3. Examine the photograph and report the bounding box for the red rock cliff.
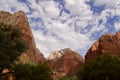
[85,32,120,61]
[47,48,84,79]
[0,11,45,63]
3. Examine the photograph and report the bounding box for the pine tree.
[0,23,28,79]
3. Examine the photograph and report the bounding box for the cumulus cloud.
[0,0,29,13]
[0,0,120,58]
[93,0,120,8]
[115,22,120,31]
[26,0,94,57]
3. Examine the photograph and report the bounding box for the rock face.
[48,48,72,60]
[47,48,84,79]
[0,11,45,63]
[85,32,120,61]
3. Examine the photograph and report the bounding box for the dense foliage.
[77,54,120,80]
[58,75,78,80]
[0,23,28,79]
[14,63,53,80]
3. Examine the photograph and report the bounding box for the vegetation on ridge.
[14,62,53,80]
[77,54,120,80]
[0,23,28,79]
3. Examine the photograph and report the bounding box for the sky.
[0,0,120,58]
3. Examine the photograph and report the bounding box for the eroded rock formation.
[85,32,120,61]
[0,11,45,63]
[47,48,84,79]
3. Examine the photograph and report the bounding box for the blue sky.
[0,0,120,58]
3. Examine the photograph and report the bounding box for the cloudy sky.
[0,0,120,58]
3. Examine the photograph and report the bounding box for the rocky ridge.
[47,48,72,60]
[47,48,84,79]
[0,11,45,63]
[85,32,120,61]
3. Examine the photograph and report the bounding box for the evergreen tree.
[14,63,53,80]
[0,23,28,79]
[77,54,120,80]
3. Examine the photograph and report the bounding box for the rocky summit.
[0,11,45,63]
[47,48,84,79]
[47,48,72,60]
[85,32,120,61]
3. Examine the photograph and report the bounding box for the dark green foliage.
[0,23,28,79]
[77,54,120,80]
[14,63,53,80]
[58,75,78,80]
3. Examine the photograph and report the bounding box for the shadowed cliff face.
[85,32,120,61]
[47,48,84,79]
[0,11,45,63]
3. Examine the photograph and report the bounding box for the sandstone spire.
[0,11,45,63]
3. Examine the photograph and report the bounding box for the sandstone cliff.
[85,32,120,61]
[0,11,45,63]
[47,48,84,79]
[48,48,72,60]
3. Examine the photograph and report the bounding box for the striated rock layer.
[47,48,84,79]
[0,11,45,63]
[85,32,120,61]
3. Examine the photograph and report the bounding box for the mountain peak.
[47,48,72,60]
[59,48,72,53]
[85,31,120,61]
[47,48,84,78]
[0,11,45,63]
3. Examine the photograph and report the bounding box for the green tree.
[14,62,53,80]
[0,23,28,79]
[58,75,78,80]
[77,54,120,80]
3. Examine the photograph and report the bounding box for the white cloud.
[65,0,92,16]
[0,0,29,13]
[0,0,120,58]
[43,1,60,18]
[115,22,120,31]
[93,0,120,8]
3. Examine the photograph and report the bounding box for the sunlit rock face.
[47,48,84,79]
[85,32,120,61]
[0,11,45,63]
[47,48,72,60]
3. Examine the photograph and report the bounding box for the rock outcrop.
[48,48,72,60]
[85,32,120,61]
[47,48,84,79]
[0,11,45,63]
